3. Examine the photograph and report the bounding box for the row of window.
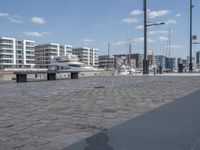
[0,60,14,63]
[26,56,35,59]
[0,45,13,48]
[0,40,14,44]
[0,45,34,49]
[35,45,59,49]
[0,50,13,53]
[26,60,35,64]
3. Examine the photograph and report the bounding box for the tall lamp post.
[143,0,148,75]
[143,0,165,75]
[189,0,194,72]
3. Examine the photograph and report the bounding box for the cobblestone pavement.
[1,76,200,150]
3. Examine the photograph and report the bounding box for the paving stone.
[1,76,200,149]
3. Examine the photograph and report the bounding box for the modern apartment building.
[98,55,115,69]
[90,48,99,67]
[72,47,99,67]
[35,43,72,68]
[0,37,35,69]
[59,45,73,56]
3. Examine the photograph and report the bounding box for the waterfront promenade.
[1,75,200,149]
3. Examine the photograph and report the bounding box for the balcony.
[0,41,14,44]
[0,57,14,60]
[0,47,14,50]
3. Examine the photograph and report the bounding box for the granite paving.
[1,76,200,149]
[66,89,200,150]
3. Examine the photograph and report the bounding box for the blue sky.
[0,0,199,58]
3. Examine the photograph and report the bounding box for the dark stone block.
[47,73,56,80]
[16,74,27,82]
[71,72,79,79]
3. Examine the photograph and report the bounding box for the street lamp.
[147,22,165,27]
[189,0,194,72]
[143,0,166,75]
[143,0,148,75]
[193,42,200,45]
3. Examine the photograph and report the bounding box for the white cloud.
[131,9,143,16]
[31,16,46,24]
[122,18,138,24]
[133,37,144,43]
[175,13,182,17]
[135,25,143,30]
[0,12,9,17]
[158,30,169,34]
[114,41,127,46]
[83,39,95,43]
[102,41,128,47]
[166,19,177,25]
[132,37,155,43]
[0,12,23,23]
[7,15,23,24]
[148,10,171,18]
[149,31,157,35]
[148,38,156,43]
[23,32,50,37]
[127,9,171,24]
[149,30,168,35]
[159,36,168,41]
[83,38,95,45]
[164,44,184,49]
[170,45,184,49]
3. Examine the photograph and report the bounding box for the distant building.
[114,54,144,68]
[177,58,182,65]
[99,53,178,71]
[0,37,35,69]
[98,55,115,69]
[178,58,189,70]
[72,47,99,67]
[165,57,176,71]
[196,51,200,67]
[35,43,72,68]
[59,45,73,56]
[114,54,127,67]
[131,54,144,68]
[148,55,153,66]
[153,55,166,69]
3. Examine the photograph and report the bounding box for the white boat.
[115,65,131,75]
[128,67,136,74]
[48,54,98,72]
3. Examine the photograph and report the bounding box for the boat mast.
[168,28,171,57]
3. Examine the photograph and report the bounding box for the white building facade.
[72,47,99,67]
[35,43,72,68]
[0,37,35,69]
[153,55,166,69]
